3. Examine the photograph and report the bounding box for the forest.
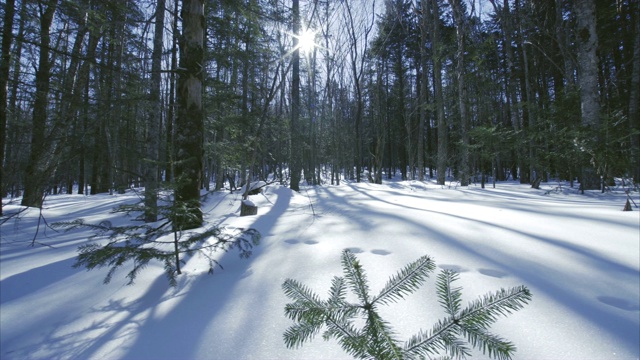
[1,0,639,220]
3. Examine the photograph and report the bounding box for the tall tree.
[21,0,59,208]
[0,0,16,215]
[430,0,447,185]
[574,0,600,190]
[448,0,470,186]
[145,0,166,222]
[343,0,376,183]
[418,0,428,181]
[290,0,302,191]
[630,3,640,184]
[174,0,205,229]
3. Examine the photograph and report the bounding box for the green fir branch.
[283,249,532,360]
[283,321,323,349]
[282,278,327,323]
[59,212,259,286]
[363,310,403,359]
[436,270,463,317]
[404,317,469,359]
[458,324,516,360]
[458,286,532,330]
[372,254,435,306]
[341,249,372,306]
[322,317,368,359]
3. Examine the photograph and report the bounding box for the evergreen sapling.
[54,190,260,286]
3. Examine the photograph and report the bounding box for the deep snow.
[1,179,639,359]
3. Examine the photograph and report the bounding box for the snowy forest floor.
[1,178,639,360]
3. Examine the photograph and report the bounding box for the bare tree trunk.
[290,0,302,191]
[5,0,27,197]
[174,0,205,230]
[418,0,428,182]
[0,0,16,215]
[166,0,179,185]
[630,4,640,184]
[574,0,600,191]
[343,0,376,183]
[22,0,59,208]
[518,9,536,183]
[489,0,522,182]
[448,0,469,186]
[145,0,166,222]
[431,0,447,185]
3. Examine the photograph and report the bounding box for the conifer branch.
[58,192,260,287]
[436,269,463,317]
[458,324,515,360]
[372,254,435,306]
[283,249,532,360]
[341,249,371,305]
[458,286,532,329]
[283,321,322,349]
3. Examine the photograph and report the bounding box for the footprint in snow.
[371,249,391,256]
[284,239,319,245]
[438,264,469,273]
[478,268,509,278]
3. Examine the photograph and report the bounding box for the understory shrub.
[54,193,260,286]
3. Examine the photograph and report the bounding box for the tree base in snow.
[623,199,632,211]
[531,177,543,189]
[240,201,258,216]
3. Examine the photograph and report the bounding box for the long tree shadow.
[112,185,293,359]
[341,184,639,356]
[0,257,77,303]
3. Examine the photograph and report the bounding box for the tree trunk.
[0,0,16,215]
[290,0,302,191]
[145,0,166,222]
[418,0,428,182]
[448,0,469,186]
[519,13,536,183]
[22,0,59,208]
[166,0,179,185]
[628,4,639,184]
[574,0,600,190]
[431,0,447,185]
[174,0,205,230]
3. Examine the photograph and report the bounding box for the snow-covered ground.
[1,179,639,359]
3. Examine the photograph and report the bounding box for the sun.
[297,28,317,54]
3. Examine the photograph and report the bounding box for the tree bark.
[628,3,639,184]
[166,0,179,185]
[418,0,428,182]
[21,0,59,208]
[145,0,166,222]
[574,0,600,129]
[0,0,16,215]
[448,0,469,186]
[290,0,302,191]
[574,0,600,190]
[174,0,205,230]
[431,0,447,185]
